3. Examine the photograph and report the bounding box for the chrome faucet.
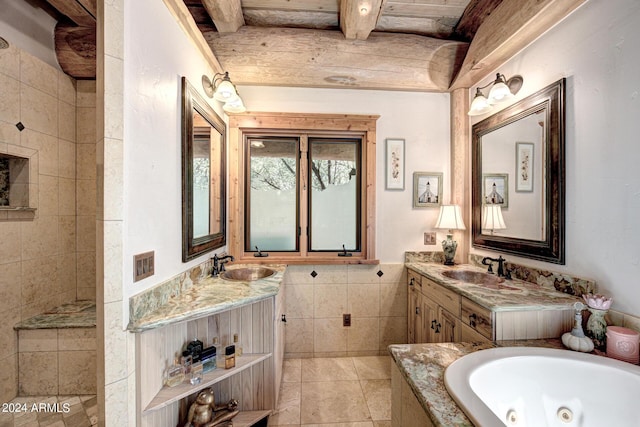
[482,255,510,279]
[212,253,234,277]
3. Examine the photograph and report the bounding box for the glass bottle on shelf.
[233,333,243,357]
[164,357,185,388]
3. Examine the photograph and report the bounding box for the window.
[229,113,378,263]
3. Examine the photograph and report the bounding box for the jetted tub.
[444,347,640,427]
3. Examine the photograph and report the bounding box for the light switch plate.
[424,232,437,245]
[134,251,155,282]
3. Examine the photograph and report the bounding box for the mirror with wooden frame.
[182,77,226,261]
[472,78,565,264]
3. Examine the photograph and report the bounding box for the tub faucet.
[212,254,234,277]
[482,255,508,278]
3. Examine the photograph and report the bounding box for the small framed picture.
[483,173,508,208]
[385,138,405,190]
[413,172,442,208]
[516,142,534,192]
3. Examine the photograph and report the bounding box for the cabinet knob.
[415,307,421,315]
[281,314,287,323]
[409,278,415,286]
[468,313,477,327]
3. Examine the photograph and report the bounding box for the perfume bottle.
[181,350,193,375]
[164,358,185,387]
[233,333,243,357]
[186,338,204,362]
[190,361,203,385]
[212,337,225,367]
[200,346,217,373]
[225,345,236,369]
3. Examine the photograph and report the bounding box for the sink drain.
[505,409,518,425]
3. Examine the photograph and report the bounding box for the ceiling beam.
[201,0,245,33]
[340,0,386,40]
[452,0,503,42]
[162,0,224,74]
[45,0,96,26]
[203,26,468,91]
[54,23,96,79]
[450,0,586,89]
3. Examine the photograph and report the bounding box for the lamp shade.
[487,74,512,104]
[223,97,246,113]
[435,205,466,231]
[483,205,506,231]
[468,88,492,116]
[213,73,239,102]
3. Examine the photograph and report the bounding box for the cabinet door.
[438,307,461,343]
[421,295,439,343]
[407,272,421,344]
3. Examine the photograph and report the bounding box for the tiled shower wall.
[0,43,96,402]
[283,264,407,358]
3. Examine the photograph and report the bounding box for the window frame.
[229,112,378,264]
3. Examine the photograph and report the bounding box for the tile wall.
[0,42,96,402]
[283,264,407,358]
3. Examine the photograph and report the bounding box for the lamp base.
[441,234,458,266]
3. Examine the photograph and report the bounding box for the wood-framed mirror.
[181,77,226,262]
[472,78,566,264]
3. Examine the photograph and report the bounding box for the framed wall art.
[385,138,405,190]
[516,142,534,192]
[413,172,442,208]
[483,173,508,208]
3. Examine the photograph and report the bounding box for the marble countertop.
[127,264,285,332]
[405,263,580,312]
[389,339,566,427]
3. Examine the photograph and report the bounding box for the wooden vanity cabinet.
[407,268,574,343]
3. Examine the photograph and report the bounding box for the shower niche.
[0,144,38,213]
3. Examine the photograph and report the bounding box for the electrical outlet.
[134,251,155,282]
[343,313,351,327]
[424,232,437,245]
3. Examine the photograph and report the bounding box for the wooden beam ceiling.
[201,0,244,33]
[340,0,385,40]
[203,26,468,91]
[450,0,586,89]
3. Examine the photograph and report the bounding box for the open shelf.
[233,410,271,427]
[144,353,271,413]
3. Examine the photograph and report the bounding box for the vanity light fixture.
[435,205,466,266]
[202,72,247,113]
[468,73,524,116]
[482,205,506,235]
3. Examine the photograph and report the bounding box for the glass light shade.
[468,89,492,116]
[488,74,513,104]
[435,205,466,231]
[223,97,246,113]
[483,205,506,231]
[213,76,238,102]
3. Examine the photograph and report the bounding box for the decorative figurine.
[561,302,594,353]
[183,388,239,427]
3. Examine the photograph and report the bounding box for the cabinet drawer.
[461,298,493,339]
[407,270,422,288]
[460,323,491,343]
[421,277,460,317]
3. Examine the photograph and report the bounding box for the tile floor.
[0,395,97,427]
[269,356,392,427]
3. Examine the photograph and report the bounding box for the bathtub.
[444,347,640,427]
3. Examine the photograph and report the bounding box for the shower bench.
[13,300,96,396]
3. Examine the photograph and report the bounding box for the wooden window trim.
[229,112,379,265]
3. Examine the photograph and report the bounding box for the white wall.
[123,0,228,307]
[238,86,451,263]
[470,0,640,315]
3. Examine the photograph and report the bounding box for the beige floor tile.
[300,381,371,424]
[353,356,391,380]
[373,421,391,427]
[361,380,391,421]
[301,358,358,382]
[270,382,301,426]
[282,359,302,383]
